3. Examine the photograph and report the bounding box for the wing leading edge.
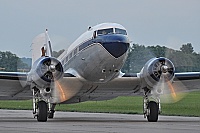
[0,71,200,101]
[174,72,200,91]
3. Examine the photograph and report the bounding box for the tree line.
[1,43,200,73]
[0,51,30,72]
[122,43,200,73]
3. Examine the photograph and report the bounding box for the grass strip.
[0,91,199,117]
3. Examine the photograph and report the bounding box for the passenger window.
[69,52,72,59]
[65,56,68,62]
[74,48,78,55]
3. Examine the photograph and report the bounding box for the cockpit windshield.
[95,28,127,38]
[115,28,127,35]
[97,28,113,35]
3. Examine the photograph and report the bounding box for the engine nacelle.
[28,57,64,88]
[140,57,175,89]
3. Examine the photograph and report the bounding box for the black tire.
[147,101,158,122]
[37,101,48,122]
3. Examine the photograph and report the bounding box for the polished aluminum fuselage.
[59,23,130,83]
[64,43,128,83]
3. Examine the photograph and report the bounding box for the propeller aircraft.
[0,23,200,122]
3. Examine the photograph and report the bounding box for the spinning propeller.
[150,57,187,103]
[38,57,63,82]
[34,56,82,103]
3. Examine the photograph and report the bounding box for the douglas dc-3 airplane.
[0,23,200,122]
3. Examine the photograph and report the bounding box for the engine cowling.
[28,57,64,88]
[140,57,175,89]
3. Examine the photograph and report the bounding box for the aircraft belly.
[63,77,141,104]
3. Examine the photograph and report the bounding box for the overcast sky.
[0,0,199,57]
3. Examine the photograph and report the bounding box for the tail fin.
[31,29,53,64]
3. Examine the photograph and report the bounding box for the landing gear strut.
[143,88,160,122]
[48,104,56,119]
[32,87,56,122]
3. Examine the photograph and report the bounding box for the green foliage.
[122,43,200,73]
[0,51,19,71]
[20,57,32,68]
[122,44,154,73]
[0,51,30,72]
[180,43,194,54]
[0,51,16,71]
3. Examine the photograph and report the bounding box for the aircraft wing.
[0,72,31,100]
[0,72,83,101]
[63,72,200,104]
[174,72,200,91]
[0,71,137,102]
[0,71,200,102]
[0,71,84,102]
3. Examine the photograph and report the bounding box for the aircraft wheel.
[37,101,48,122]
[147,101,158,122]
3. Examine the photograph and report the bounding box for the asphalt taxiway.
[0,109,199,133]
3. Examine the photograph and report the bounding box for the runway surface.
[0,109,199,133]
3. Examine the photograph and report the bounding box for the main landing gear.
[37,101,48,122]
[32,88,56,122]
[143,88,161,122]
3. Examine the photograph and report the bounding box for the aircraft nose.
[101,35,130,58]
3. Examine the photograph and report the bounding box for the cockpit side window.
[93,31,97,38]
[97,28,113,35]
[115,28,127,35]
